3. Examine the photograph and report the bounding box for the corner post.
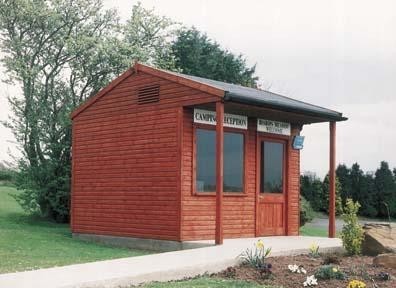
[329,121,336,238]
[215,101,224,245]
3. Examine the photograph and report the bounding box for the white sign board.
[193,109,248,130]
[257,118,291,136]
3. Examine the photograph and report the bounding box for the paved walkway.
[305,216,394,232]
[0,236,342,288]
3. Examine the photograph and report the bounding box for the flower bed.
[215,254,395,288]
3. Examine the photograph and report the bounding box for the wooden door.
[257,138,287,236]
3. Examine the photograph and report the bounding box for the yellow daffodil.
[332,267,338,273]
[256,239,264,249]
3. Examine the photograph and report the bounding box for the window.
[260,141,284,193]
[196,129,216,192]
[195,128,244,193]
[223,133,244,192]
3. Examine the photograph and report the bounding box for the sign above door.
[257,119,291,136]
[193,108,248,130]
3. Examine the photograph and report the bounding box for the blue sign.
[293,136,305,150]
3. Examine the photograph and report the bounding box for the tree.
[336,164,352,203]
[300,173,325,212]
[0,0,176,221]
[123,2,178,70]
[357,173,377,217]
[322,175,343,216]
[393,168,396,182]
[350,163,363,200]
[171,27,258,87]
[374,161,396,217]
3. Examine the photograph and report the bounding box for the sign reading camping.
[257,118,291,136]
[193,109,248,130]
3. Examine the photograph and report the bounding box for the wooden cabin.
[70,63,347,250]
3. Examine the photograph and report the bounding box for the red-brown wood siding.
[287,126,301,236]
[72,69,301,242]
[71,71,219,241]
[181,109,257,240]
[181,108,301,241]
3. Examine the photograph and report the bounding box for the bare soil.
[215,254,395,288]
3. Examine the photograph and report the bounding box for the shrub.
[314,265,346,280]
[0,168,17,185]
[341,199,364,255]
[300,196,315,227]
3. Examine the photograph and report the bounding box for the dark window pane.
[224,133,244,192]
[196,129,245,193]
[196,129,216,192]
[261,141,283,193]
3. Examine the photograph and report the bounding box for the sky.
[0,0,395,177]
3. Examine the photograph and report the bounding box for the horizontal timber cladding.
[287,126,301,236]
[71,71,219,241]
[180,108,257,241]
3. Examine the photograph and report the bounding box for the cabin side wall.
[71,71,218,241]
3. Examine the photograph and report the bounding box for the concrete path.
[0,236,342,288]
[305,216,393,232]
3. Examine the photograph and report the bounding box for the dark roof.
[163,69,347,122]
[72,63,347,122]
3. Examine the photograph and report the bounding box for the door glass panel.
[261,141,284,193]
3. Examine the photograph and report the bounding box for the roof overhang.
[224,91,348,123]
[71,62,347,124]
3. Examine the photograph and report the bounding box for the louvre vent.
[137,84,160,104]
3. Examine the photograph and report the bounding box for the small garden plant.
[239,239,272,278]
[308,243,320,258]
[303,275,318,287]
[315,264,346,280]
[288,264,307,274]
[347,279,367,288]
[341,199,364,255]
[377,271,391,281]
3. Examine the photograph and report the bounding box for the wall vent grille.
[137,84,160,104]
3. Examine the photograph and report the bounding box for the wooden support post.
[215,101,224,245]
[329,121,336,238]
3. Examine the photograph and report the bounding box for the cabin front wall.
[181,107,301,241]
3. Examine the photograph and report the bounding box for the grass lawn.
[299,225,328,237]
[141,277,277,287]
[0,186,150,274]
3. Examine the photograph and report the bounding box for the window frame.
[192,123,248,197]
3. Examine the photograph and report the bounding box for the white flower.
[303,275,318,287]
[288,264,306,274]
[288,264,299,272]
